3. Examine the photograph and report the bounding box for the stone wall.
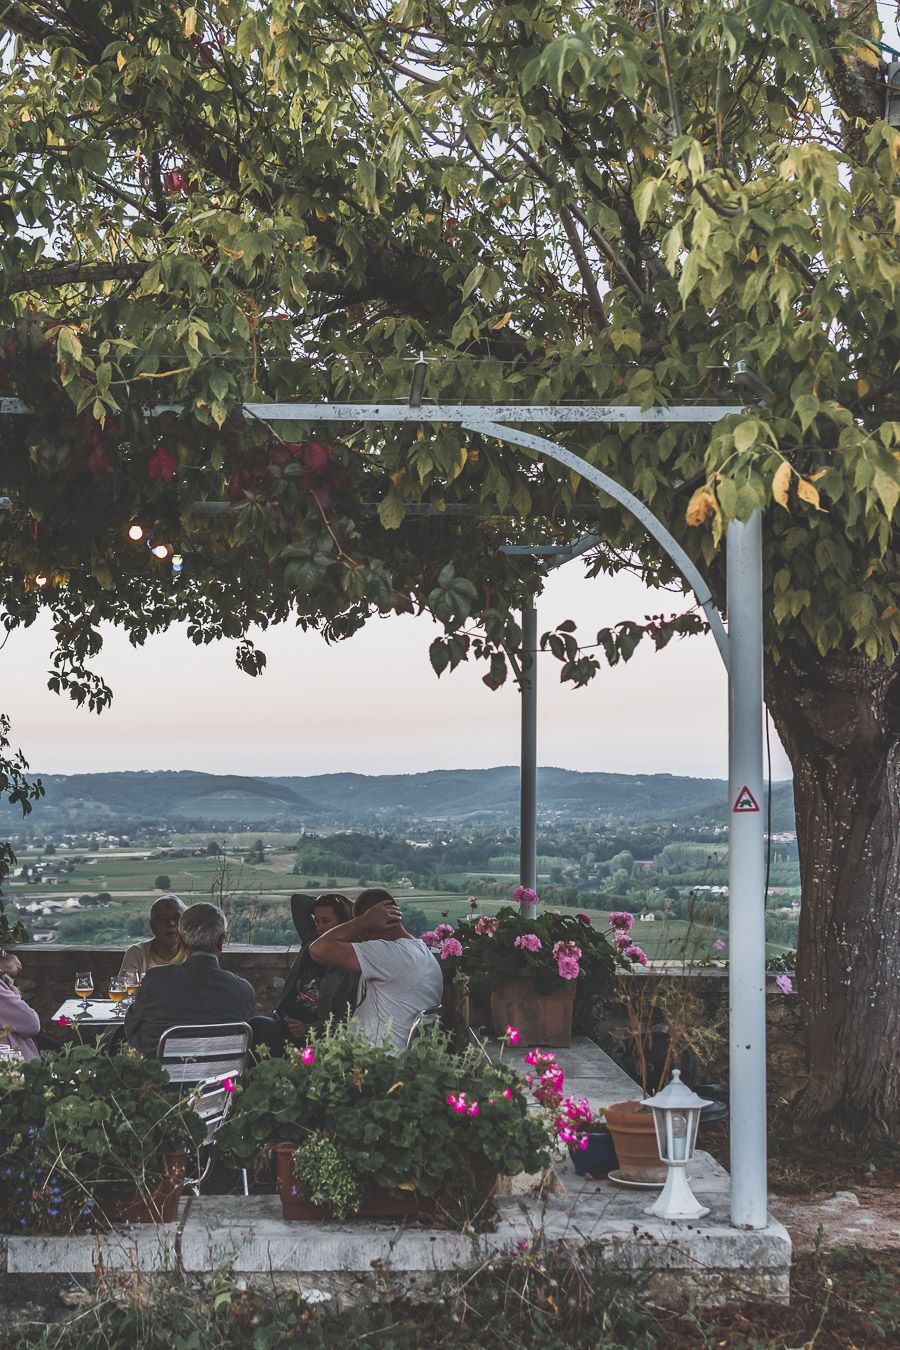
[13,945,807,1097]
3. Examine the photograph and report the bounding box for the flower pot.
[273,1145,436,1221]
[568,1131,618,1180]
[489,977,575,1047]
[603,1101,666,1183]
[97,1151,187,1225]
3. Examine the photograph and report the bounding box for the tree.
[0,3,897,1133]
[154,874,172,891]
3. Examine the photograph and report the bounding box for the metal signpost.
[1,395,769,1230]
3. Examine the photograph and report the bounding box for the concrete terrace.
[0,1040,791,1309]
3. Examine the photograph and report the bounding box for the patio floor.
[0,1039,791,1308]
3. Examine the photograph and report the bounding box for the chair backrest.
[404,1005,443,1050]
[156,1022,252,1140]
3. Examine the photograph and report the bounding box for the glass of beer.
[124,972,141,1001]
[108,978,127,1016]
[74,971,93,1014]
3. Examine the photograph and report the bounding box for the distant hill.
[3,766,794,832]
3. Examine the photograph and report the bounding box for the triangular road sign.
[732,785,760,813]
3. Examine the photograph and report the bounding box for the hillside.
[5,766,796,833]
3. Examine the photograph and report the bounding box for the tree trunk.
[766,650,900,1135]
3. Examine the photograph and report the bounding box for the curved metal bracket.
[464,420,730,673]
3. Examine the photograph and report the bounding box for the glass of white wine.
[74,970,93,1016]
[108,977,127,1017]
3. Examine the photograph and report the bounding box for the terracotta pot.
[603,1100,666,1183]
[489,977,575,1047]
[273,1145,436,1221]
[97,1151,187,1225]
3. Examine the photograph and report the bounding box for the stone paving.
[0,1039,792,1307]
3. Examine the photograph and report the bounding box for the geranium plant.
[425,892,642,1036]
[0,1044,204,1233]
[218,1024,551,1220]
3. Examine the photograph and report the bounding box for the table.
[52,998,128,1027]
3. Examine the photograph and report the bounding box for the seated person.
[0,946,41,1061]
[308,888,443,1052]
[251,893,359,1054]
[124,902,255,1057]
[118,894,188,977]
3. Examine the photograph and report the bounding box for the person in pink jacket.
[0,947,41,1061]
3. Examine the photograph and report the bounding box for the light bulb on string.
[149,541,170,560]
[127,521,144,542]
[171,554,184,576]
[35,573,48,587]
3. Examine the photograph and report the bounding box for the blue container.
[569,1131,618,1179]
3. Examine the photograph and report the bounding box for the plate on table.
[606,1169,665,1190]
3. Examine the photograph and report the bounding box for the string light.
[35,573,48,587]
[171,554,184,576]
[149,541,170,560]
[127,521,144,541]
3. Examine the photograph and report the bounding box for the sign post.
[726,511,768,1229]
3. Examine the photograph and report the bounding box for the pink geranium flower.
[511,885,538,907]
[557,955,580,980]
[775,973,794,995]
[575,913,591,925]
[56,1015,70,1027]
[222,1077,236,1094]
[623,943,649,967]
[420,930,439,948]
[608,911,635,932]
[713,939,726,952]
[440,937,463,960]
[552,941,582,961]
[474,916,498,937]
[505,1025,520,1045]
[433,923,456,940]
[613,931,631,948]
[300,1047,315,1065]
[503,1088,513,1100]
[514,933,542,954]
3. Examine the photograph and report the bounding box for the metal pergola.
[2,395,769,1231]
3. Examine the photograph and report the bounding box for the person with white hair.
[124,902,255,1057]
[117,893,187,977]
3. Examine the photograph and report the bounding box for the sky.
[1,563,792,781]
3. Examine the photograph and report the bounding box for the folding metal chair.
[404,1005,443,1049]
[156,1021,252,1195]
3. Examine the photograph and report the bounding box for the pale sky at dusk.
[2,564,792,781]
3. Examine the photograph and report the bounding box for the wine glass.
[74,971,93,1016]
[124,971,141,1003]
[108,978,127,1017]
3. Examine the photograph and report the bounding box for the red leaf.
[148,444,178,483]
[87,446,116,477]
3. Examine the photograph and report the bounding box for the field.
[10,836,744,958]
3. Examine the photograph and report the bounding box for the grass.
[5,1246,899,1348]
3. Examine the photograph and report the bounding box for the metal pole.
[519,606,538,921]
[726,511,768,1229]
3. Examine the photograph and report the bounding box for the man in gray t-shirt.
[308,889,443,1051]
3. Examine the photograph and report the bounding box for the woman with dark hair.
[251,893,359,1054]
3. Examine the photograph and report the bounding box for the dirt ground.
[772,1179,900,1252]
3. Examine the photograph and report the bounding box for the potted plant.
[218,1025,552,1223]
[0,1044,205,1232]
[426,894,627,1047]
[606,910,725,1183]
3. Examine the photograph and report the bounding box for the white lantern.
[642,1070,713,1221]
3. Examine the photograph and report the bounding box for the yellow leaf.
[301,235,317,251]
[386,1081,405,1095]
[116,51,126,72]
[857,378,870,397]
[686,487,717,526]
[569,469,582,494]
[390,469,406,486]
[450,447,468,480]
[880,605,897,620]
[746,246,759,262]
[771,460,791,509]
[183,6,198,38]
[220,246,245,259]
[797,478,825,511]
[808,469,827,481]
[491,311,512,330]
